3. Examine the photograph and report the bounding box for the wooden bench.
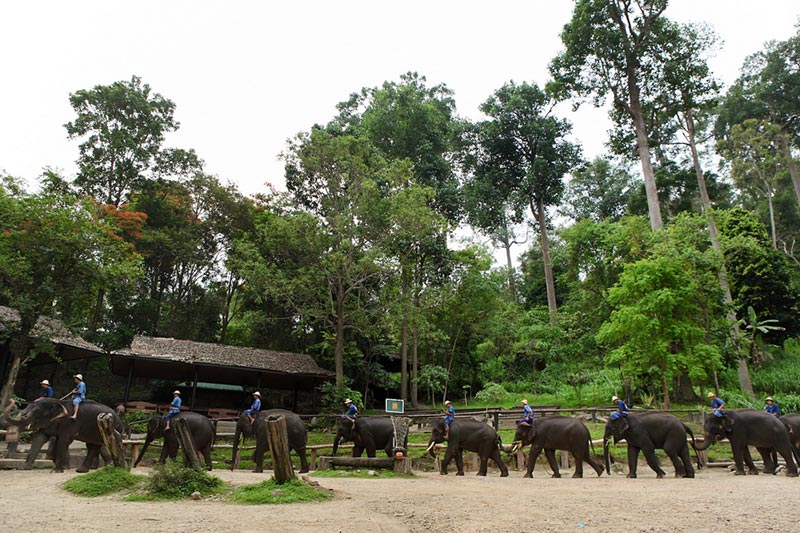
[208,408,240,419]
[126,401,158,413]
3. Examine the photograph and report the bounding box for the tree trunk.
[266,415,295,483]
[173,417,202,469]
[0,317,35,410]
[630,95,663,230]
[334,280,345,388]
[661,367,670,410]
[767,189,778,250]
[498,228,517,302]
[780,135,800,208]
[534,197,558,326]
[96,412,127,468]
[400,265,409,401]
[88,288,105,338]
[685,109,752,395]
[411,327,419,408]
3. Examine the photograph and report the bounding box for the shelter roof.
[0,305,105,360]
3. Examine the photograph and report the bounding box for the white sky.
[1,0,798,199]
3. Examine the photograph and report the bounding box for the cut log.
[173,417,202,469]
[266,415,295,483]
[317,455,412,474]
[96,413,127,468]
[4,424,19,458]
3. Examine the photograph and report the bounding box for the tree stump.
[4,424,19,458]
[266,415,295,483]
[560,450,570,470]
[173,417,202,469]
[96,413,127,468]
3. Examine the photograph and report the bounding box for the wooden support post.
[493,412,499,431]
[393,457,412,474]
[97,413,127,468]
[560,450,570,470]
[173,417,202,469]
[5,424,19,458]
[266,415,295,483]
[516,448,525,471]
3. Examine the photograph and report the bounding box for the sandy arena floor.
[0,464,796,533]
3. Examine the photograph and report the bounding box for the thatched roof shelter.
[0,305,105,361]
[111,336,333,406]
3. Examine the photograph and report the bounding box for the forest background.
[2,1,800,413]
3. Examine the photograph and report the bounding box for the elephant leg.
[678,446,695,478]
[757,447,775,474]
[775,444,799,477]
[454,449,465,476]
[99,446,111,467]
[742,446,759,475]
[490,447,509,477]
[253,443,266,473]
[297,448,309,473]
[83,444,101,472]
[585,451,604,477]
[203,446,213,470]
[572,450,584,478]
[56,438,72,473]
[440,449,453,475]
[352,446,364,458]
[626,446,640,478]
[664,448,684,478]
[730,444,751,475]
[477,456,489,476]
[525,446,543,478]
[544,449,561,478]
[24,433,50,470]
[641,447,665,479]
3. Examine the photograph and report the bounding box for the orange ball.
[395,451,404,458]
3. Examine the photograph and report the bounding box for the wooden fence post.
[173,417,202,469]
[96,413,127,468]
[266,415,295,483]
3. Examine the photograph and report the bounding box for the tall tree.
[549,0,671,230]
[560,157,637,222]
[470,81,581,325]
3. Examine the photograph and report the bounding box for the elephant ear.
[721,416,734,433]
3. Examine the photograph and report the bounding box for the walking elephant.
[512,417,603,478]
[332,416,404,458]
[697,409,798,476]
[133,412,215,470]
[3,398,122,473]
[231,409,309,473]
[780,413,800,463]
[604,411,698,478]
[426,419,508,477]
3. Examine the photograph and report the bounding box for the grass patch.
[63,466,146,497]
[311,468,414,479]
[230,477,331,504]
[124,462,229,501]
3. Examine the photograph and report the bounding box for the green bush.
[144,462,228,500]
[230,478,331,504]
[63,466,146,497]
[317,382,363,413]
[474,383,509,404]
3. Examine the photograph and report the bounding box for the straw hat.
[74,374,83,381]
[707,392,715,398]
[445,400,452,405]
[344,398,352,404]
[173,390,181,395]
[253,391,261,396]
[521,399,528,405]
[40,380,50,385]
[766,396,774,402]
[612,395,619,402]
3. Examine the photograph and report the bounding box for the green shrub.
[317,382,363,413]
[474,383,509,404]
[143,462,228,500]
[230,478,331,504]
[63,466,146,497]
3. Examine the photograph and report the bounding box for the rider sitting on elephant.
[35,379,53,402]
[610,395,628,420]
[443,400,455,439]
[765,396,781,417]
[342,398,358,429]
[244,391,262,424]
[708,392,725,417]
[518,399,534,426]
[69,374,86,419]
[164,390,181,430]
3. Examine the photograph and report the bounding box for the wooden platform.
[0,458,52,469]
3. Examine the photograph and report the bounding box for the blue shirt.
[523,404,534,419]
[251,398,261,411]
[170,396,182,410]
[343,404,358,419]
[765,403,780,416]
[617,400,628,412]
[73,381,86,399]
[711,398,724,410]
[42,386,53,398]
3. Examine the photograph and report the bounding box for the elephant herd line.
[3,399,800,481]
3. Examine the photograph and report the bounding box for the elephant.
[3,398,122,473]
[603,411,699,478]
[332,416,405,458]
[133,412,215,470]
[426,419,509,477]
[231,409,309,473]
[512,417,603,478]
[697,409,798,476]
[780,413,800,463]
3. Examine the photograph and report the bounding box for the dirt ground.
[0,464,797,533]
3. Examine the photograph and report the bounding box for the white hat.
[521,399,528,405]
[766,396,774,402]
[344,398,352,404]
[707,392,715,398]
[74,374,83,380]
[40,380,50,385]
[173,390,181,395]
[253,391,261,396]
[612,395,619,402]
[445,400,452,405]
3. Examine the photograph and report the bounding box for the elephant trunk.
[426,438,437,457]
[695,432,714,451]
[603,425,612,475]
[332,432,342,456]
[231,420,243,471]
[683,424,702,469]
[133,435,153,467]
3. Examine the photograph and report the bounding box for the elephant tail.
[683,423,702,470]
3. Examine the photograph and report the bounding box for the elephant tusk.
[510,441,521,454]
[426,442,436,454]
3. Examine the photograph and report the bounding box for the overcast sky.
[1,1,798,198]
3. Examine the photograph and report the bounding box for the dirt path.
[0,466,796,532]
